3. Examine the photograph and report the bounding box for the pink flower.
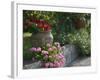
[61,57,65,62]
[54,61,60,67]
[44,55,48,59]
[54,61,58,64]
[59,61,64,67]
[53,63,56,67]
[44,63,49,68]
[49,62,53,67]
[48,48,53,51]
[42,50,48,55]
[56,62,60,67]
[30,47,36,52]
[36,47,41,52]
[60,60,65,66]
[58,54,64,59]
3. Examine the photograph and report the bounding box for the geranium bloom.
[58,53,64,59]
[59,61,64,67]
[53,61,60,67]
[36,47,41,52]
[49,62,53,67]
[53,63,56,67]
[29,47,36,52]
[56,62,60,67]
[44,55,48,59]
[44,62,49,68]
[48,48,53,51]
[30,42,65,68]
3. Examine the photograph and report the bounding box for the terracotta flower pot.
[31,30,53,47]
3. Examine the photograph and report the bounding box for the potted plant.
[29,42,65,68]
[27,19,53,47]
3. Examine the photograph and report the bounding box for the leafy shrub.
[66,28,90,56]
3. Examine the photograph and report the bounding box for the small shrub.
[66,28,90,56]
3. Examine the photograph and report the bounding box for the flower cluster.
[29,42,65,68]
[25,19,51,32]
[32,19,51,31]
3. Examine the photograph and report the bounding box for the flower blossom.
[36,47,41,52]
[44,55,48,59]
[29,47,36,52]
[48,48,53,51]
[44,63,50,68]
[49,62,53,67]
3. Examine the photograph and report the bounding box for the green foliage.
[28,24,39,33]
[66,28,91,56]
[23,33,33,60]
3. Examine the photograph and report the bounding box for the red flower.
[43,24,51,31]
[31,19,51,31]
